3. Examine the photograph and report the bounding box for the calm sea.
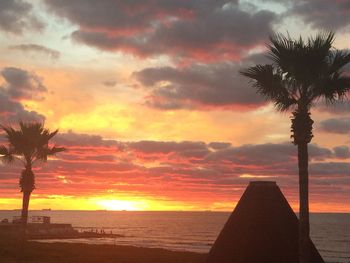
[0,211,349,263]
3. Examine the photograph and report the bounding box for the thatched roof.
[206,181,324,263]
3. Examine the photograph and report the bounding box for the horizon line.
[0,209,349,214]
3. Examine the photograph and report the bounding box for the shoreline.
[0,239,206,263]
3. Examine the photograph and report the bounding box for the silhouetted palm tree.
[240,32,350,263]
[0,121,65,262]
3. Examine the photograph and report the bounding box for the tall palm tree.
[240,32,350,263]
[0,121,65,262]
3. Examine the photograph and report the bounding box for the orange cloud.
[1,132,349,212]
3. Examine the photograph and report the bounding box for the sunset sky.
[0,0,349,212]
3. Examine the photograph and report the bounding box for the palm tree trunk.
[16,190,31,263]
[298,142,310,263]
[21,189,31,234]
[17,162,34,263]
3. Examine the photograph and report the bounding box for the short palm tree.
[240,32,350,263]
[0,121,65,261]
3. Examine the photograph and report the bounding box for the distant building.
[12,216,50,224]
[0,216,77,238]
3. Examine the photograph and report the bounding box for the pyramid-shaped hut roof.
[206,181,324,263]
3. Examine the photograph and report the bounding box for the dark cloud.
[317,101,350,115]
[54,131,122,148]
[45,0,276,61]
[333,146,350,159]
[288,0,350,30]
[133,62,264,110]
[58,152,116,163]
[308,144,334,160]
[208,142,231,150]
[0,91,44,122]
[319,118,350,134]
[0,67,46,123]
[128,140,208,155]
[1,67,47,101]
[310,162,350,176]
[205,143,332,166]
[102,80,117,87]
[244,52,270,65]
[9,44,60,59]
[0,0,44,34]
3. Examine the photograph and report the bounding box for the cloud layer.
[43,1,350,112]
[289,0,350,30]
[1,131,349,210]
[0,67,46,122]
[0,0,43,34]
[320,118,350,134]
[133,62,265,110]
[9,44,60,59]
[45,0,276,62]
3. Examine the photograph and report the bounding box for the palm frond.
[1,125,23,154]
[48,146,66,155]
[315,75,350,103]
[240,64,297,111]
[267,32,336,88]
[268,33,295,72]
[274,96,298,112]
[0,145,15,164]
[1,122,65,164]
[308,31,334,54]
[311,47,350,102]
[327,50,350,74]
[0,145,8,155]
[47,130,58,140]
[35,146,66,162]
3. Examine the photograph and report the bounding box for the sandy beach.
[0,239,206,263]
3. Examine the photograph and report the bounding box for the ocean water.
[0,211,349,263]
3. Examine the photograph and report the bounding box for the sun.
[97,200,139,211]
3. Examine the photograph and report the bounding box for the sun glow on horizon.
[0,195,349,212]
[96,199,142,211]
